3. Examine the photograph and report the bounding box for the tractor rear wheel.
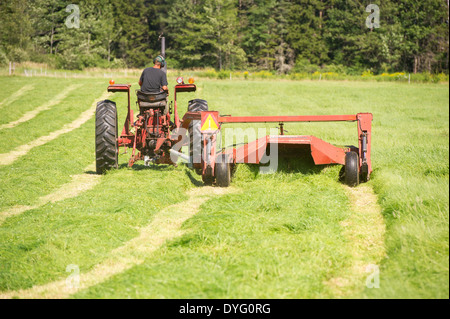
[188,99,208,171]
[95,100,118,174]
[215,154,232,187]
[344,151,359,187]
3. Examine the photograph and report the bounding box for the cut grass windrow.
[0,91,111,166]
[0,85,34,108]
[0,84,83,131]
[0,162,99,226]
[325,184,386,297]
[0,186,237,299]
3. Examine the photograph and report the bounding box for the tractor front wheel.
[95,100,118,174]
[215,154,232,187]
[344,151,359,187]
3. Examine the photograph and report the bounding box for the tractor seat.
[136,90,167,108]
[136,90,167,102]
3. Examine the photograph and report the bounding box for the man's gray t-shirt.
[139,67,168,93]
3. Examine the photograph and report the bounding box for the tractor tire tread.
[95,100,118,174]
[344,151,359,187]
[215,154,232,187]
[188,99,209,165]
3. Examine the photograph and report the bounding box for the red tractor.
[95,79,198,173]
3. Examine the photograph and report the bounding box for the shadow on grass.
[118,162,177,172]
[264,148,328,175]
[85,163,180,176]
[184,169,204,187]
[117,162,205,187]
[277,153,326,175]
[110,148,338,186]
[233,150,333,183]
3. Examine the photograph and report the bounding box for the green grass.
[0,77,36,103]
[0,79,106,153]
[0,80,66,125]
[0,76,448,298]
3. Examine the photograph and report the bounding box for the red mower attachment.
[181,111,373,187]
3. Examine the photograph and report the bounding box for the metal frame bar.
[219,114,357,123]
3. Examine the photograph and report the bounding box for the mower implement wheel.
[95,100,118,174]
[215,154,232,187]
[344,151,359,187]
[188,99,208,169]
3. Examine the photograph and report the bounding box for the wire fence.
[0,63,448,84]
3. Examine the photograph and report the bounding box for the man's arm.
[161,72,168,92]
[139,71,144,87]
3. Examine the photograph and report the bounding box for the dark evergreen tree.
[0,0,448,73]
[287,0,329,66]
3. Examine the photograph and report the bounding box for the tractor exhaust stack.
[159,35,167,74]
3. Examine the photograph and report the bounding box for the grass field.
[0,75,448,298]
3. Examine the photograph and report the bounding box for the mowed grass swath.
[0,76,448,298]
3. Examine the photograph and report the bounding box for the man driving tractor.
[137,55,169,114]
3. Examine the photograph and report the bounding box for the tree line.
[0,0,448,74]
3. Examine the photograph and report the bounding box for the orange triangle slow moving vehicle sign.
[201,113,219,132]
